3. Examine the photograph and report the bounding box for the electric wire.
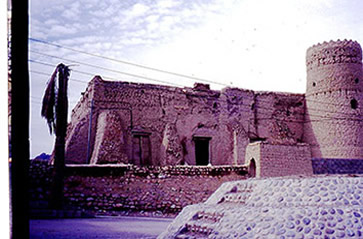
[29,56,359,118]
[29,37,229,87]
[30,69,88,84]
[30,59,362,122]
[29,57,362,121]
[29,50,360,111]
[29,59,184,87]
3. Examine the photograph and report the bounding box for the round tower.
[304,40,363,159]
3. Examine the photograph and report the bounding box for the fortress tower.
[304,40,363,159]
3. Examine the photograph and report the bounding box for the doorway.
[193,137,210,165]
[132,134,151,166]
[249,158,256,177]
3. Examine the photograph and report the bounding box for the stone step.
[219,191,252,204]
[176,221,215,239]
[192,211,224,223]
[159,176,363,239]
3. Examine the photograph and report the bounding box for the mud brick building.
[64,40,363,177]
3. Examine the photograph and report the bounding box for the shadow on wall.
[303,103,322,159]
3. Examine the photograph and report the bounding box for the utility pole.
[52,64,69,209]
[41,63,70,210]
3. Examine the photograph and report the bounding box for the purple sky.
[26,0,363,157]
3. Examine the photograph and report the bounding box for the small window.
[355,78,359,84]
[351,99,358,109]
[312,82,316,87]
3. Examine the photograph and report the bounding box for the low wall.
[245,142,313,177]
[29,161,248,217]
[312,158,363,174]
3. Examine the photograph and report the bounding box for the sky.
[26,0,363,158]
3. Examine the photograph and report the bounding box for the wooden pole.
[51,64,69,210]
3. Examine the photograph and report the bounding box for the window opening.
[351,99,358,109]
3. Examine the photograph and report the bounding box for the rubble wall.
[312,158,363,174]
[29,161,247,217]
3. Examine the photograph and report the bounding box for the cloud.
[28,0,363,157]
[157,0,180,10]
[49,25,78,37]
[130,3,150,17]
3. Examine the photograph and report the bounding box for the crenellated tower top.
[306,39,362,71]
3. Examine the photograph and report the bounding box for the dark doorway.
[132,134,151,166]
[249,159,256,177]
[194,137,210,165]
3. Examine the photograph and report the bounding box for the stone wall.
[312,158,363,174]
[29,160,248,216]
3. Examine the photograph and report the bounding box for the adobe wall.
[304,40,363,159]
[64,77,101,164]
[244,142,261,177]
[85,80,256,166]
[65,77,306,166]
[245,141,312,177]
[254,92,305,144]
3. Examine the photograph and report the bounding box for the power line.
[29,37,229,87]
[29,59,185,87]
[30,70,88,84]
[29,60,362,121]
[30,50,185,87]
[30,49,362,115]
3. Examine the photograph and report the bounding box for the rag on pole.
[41,63,70,209]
